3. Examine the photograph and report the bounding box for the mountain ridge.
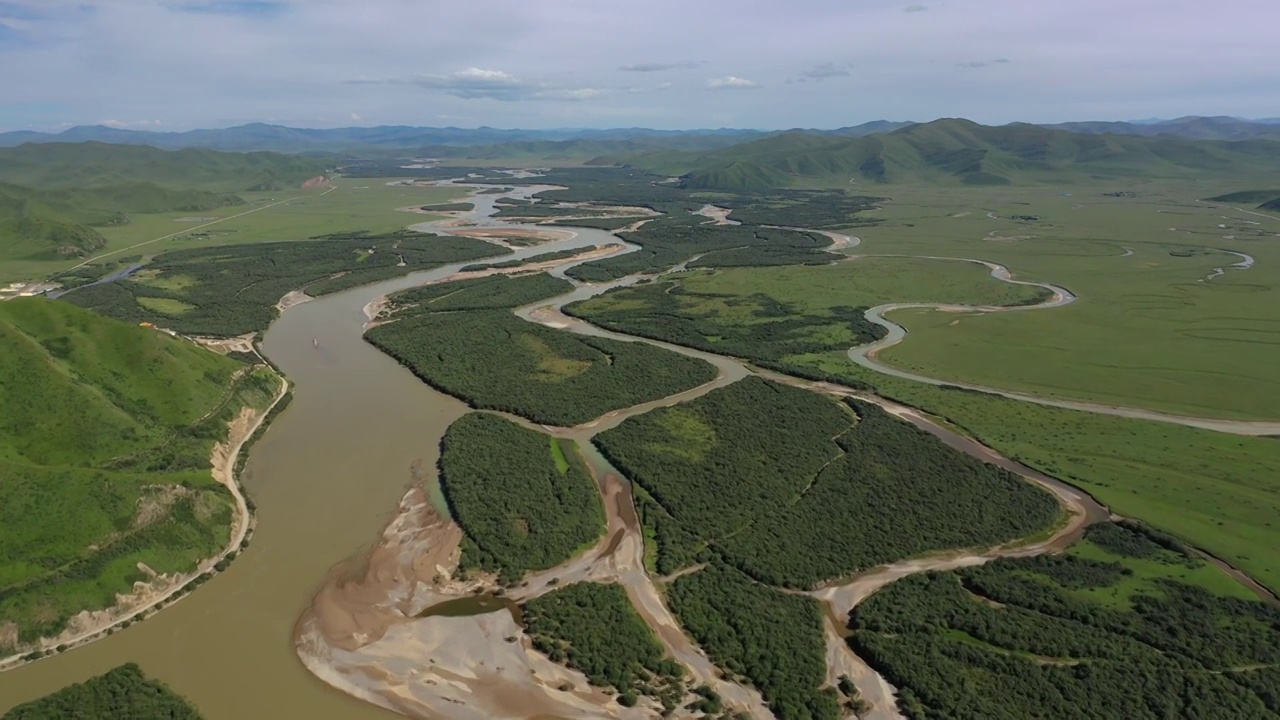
[637,118,1280,190]
[4,116,1279,152]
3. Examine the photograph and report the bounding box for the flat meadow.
[845,182,1280,420]
[3,178,467,282]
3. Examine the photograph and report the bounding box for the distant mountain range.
[629,118,1280,190]
[1042,116,1280,141]
[0,124,772,153]
[1,117,1277,153]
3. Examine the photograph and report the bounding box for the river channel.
[0,185,636,718]
[1,179,1271,718]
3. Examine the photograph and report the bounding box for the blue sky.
[0,0,1277,131]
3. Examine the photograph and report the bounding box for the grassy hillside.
[0,192,106,262]
[0,299,272,646]
[631,119,1280,190]
[0,142,321,266]
[0,143,326,192]
[1204,189,1280,204]
[0,182,243,263]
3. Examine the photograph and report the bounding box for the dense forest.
[702,189,882,229]
[595,380,1056,587]
[594,377,852,573]
[669,562,840,720]
[439,413,603,584]
[719,399,1060,587]
[499,168,881,231]
[547,216,644,230]
[366,308,716,427]
[64,231,503,335]
[566,280,886,378]
[499,167,703,215]
[2,663,202,719]
[564,223,838,283]
[851,522,1280,719]
[385,273,571,314]
[522,582,687,710]
[459,248,584,272]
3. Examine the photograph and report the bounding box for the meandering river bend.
[1,180,1272,719]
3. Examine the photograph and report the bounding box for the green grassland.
[848,183,1280,419]
[439,414,604,584]
[568,255,1046,385]
[0,299,277,645]
[595,378,1056,586]
[94,179,465,251]
[850,522,1280,719]
[0,182,242,269]
[2,178,467,283]
[2,663,202,720]
[522,582,687,710]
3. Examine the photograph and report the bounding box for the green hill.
[0,142,326,192]
[0,299,276,648]
[1204,189,1280,204]
[0,192,107,261]
[0,182,243,263]
[629,119,1280,190]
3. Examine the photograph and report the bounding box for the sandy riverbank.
[294,487,663,720]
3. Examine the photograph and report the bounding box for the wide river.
[0,186,631,718]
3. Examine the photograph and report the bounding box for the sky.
[1,0,1277,132]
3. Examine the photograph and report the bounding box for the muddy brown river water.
[0,186,633,718]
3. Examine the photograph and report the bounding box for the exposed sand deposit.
[276,290,313,313]
[295,488,664,720]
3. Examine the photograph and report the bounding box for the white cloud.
[350,112,361,121]
[628,82,673,94]
[707,76,757,90]
[453,67,516,83]
[398,67,530,100]
[98,118,164,128]
[2,0,1278,130]
[537,87,602,101]
[617,61,700,72]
